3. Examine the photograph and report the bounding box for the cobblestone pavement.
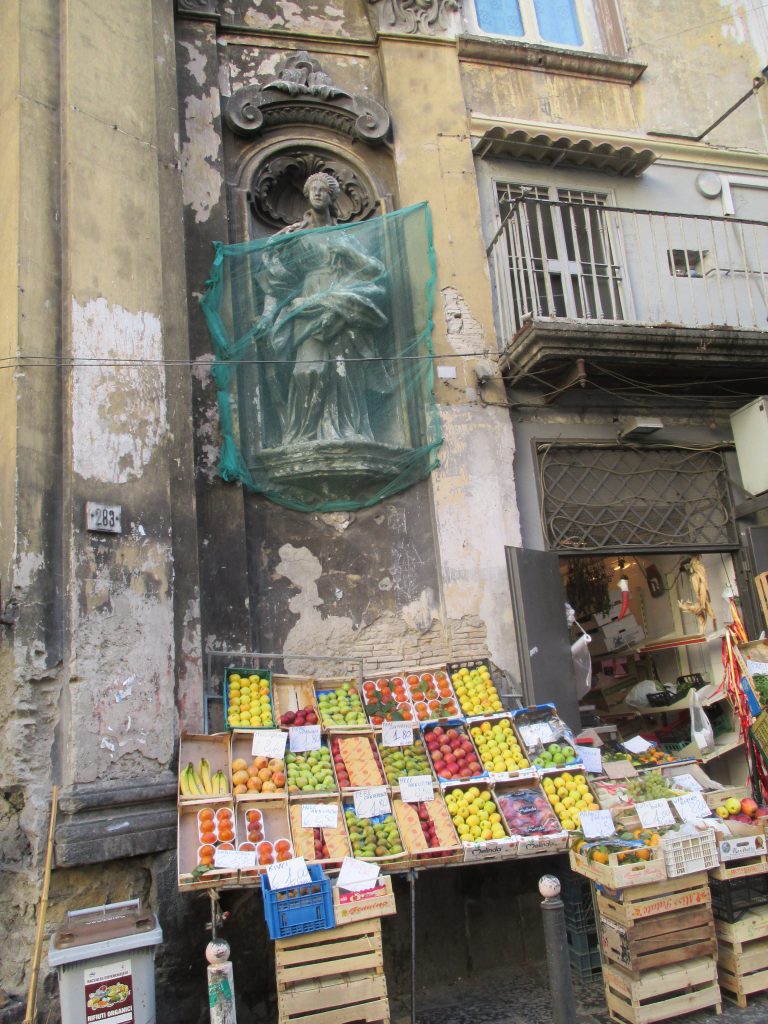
[397,963,768,1024]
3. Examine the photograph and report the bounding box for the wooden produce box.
[597,872,711,924]
[599,874,716,977]
[275,918,389,1024]
[602,957,721,1024]
[314,678,368,731]
[332,876,396,926]
[569,846,666,890]
[330,733,387,791]
[289,798,350,868]
[230,729,288,799]
[178,732,232,804]
[716,906,768,1007]
[177,800,238,890]
[710,820,768,881]
[273,675,319,727]
[392,794,463,867]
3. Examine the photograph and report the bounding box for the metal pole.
[410,869,417,1024]
[538,875,577,1024]
[206,890,237,1024]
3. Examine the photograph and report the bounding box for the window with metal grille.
[537,444,737,552]
[495,183,625,328]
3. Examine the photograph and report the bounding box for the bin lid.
[48,900,163,967]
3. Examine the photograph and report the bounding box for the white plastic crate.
[662,829,719,877]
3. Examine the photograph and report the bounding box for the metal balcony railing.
[489,195,768,342]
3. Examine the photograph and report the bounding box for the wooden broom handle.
[24,785,58,1024]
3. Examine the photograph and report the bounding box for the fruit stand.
[179,652,768,1024]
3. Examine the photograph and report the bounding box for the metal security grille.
[538,444,737,552]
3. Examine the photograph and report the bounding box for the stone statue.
[258,172,393,446]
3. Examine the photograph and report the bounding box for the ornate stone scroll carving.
[368,0,460,34]
[225,51,390,145]
[249,148,377,229]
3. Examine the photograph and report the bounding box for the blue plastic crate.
[262,864,335,940]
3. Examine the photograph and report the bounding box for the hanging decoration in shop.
[201,198,442,512]
[678,555,717,633]
[565,557,611,620]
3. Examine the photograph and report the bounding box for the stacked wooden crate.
[710,850,768,1006]
[275,918,389,1024]
[597,873,721,1024]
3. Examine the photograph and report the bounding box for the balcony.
[491,194,768,393]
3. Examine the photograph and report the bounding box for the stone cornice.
[458,34,645,84]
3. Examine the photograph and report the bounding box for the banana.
[213,770,229,795]
[179,765,192,798]
[185,762,202,796]
[199,758,213,795]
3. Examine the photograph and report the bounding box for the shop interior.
[564,550,746,785]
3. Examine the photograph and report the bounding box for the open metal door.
[505,546,580,732]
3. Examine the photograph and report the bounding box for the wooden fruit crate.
[603,957,721,1024]
[597,872,710,925]
[715,906,768,1007]
[600,906,715,976]
[275,918,389,1024]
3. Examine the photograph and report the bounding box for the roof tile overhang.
[473,125,657,177]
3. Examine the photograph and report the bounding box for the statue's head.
[304,172,340,211]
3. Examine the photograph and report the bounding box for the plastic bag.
[690,688,715,752]
[626,680,662,709]
[571,632,592,699]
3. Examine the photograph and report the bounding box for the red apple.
[742,798,758,817]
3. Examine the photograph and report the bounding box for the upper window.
[466,0,629,57]
[475,0,583,47]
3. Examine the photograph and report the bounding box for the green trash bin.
[48,899,163,1024]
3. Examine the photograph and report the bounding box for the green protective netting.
[200,202,442,512]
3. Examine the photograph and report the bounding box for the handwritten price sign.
[353,787,391,819]
[301,803,339,830]
[289,725,322,753]
[266,857,312,890]
[251,730,288,759]
[672,792,712,822]
[636,799,675,829]
[381,722,415,747]
[214,848,256,870]
[580,809,617,839]
[399,775,434,804]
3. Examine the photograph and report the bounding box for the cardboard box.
[332,875,396,925]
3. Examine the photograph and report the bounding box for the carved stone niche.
[225,50,390,146]
[367,0,461,35]
[249,146,378,230]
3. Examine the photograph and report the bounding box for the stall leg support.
[206,889,237,1024]
[539,875,576,1024]
[410,869,417,1024]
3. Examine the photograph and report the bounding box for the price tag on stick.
[337,857,381,893]
[289,725,322,753]
[266,857,312,890]
[302,803,339,830]
[252,730,288,759]
[672,792,712,823]
[382,721,415,747]
[636,798,676,829]
[580,809,617,840]
[669,773,703,792]
[623,735,654,754]
[353,787,391,819]
[399,775,434,804]
[579,746,603,774]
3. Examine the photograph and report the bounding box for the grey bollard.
[539,874,577,1024]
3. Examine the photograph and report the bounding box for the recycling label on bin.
[84,958,134,1022]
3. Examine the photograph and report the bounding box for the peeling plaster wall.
[72,298,167,482]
